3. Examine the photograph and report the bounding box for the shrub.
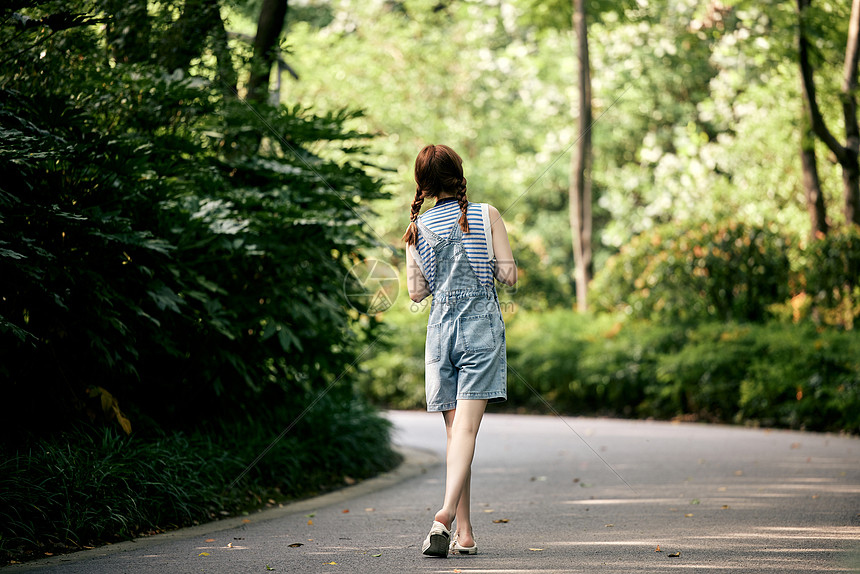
[0,5,387,436]
[738,324,860,430]
[0,396,399,563]
[804,225,860,329]
[592,220,792,323]
[362,306,860,434]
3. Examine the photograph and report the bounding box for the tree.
[797,0,860,227]
[799,99,829,239]
[246,0,289,104]
[570,0,593,311]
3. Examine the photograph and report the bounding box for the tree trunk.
[841,0,860,224]
[246,0,289,105]
[569,0,593,312]
[797,0,860,226]
[800,126,829,239]
[797,9,829,239]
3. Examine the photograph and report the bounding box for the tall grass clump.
[0,396,399,564]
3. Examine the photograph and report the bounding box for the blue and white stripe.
[416,200,493,290]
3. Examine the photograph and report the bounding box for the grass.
[0,396,401,565]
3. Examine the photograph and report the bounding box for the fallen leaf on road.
[288,543,303,548]
[684,513,694,518]
[655,546,662,552]
[483,509,494,513]
[242,519,251,524]
[529,548,544,551]
[342,509,350,513]
[324,562,337,565]
[198,552,210,557]
[372,553,382,557]
[227,542,233,548]
[266,566,274,571]
[365,508,375,512]
[493,519,509,523]
[605,524,614,528]
[205,539,215,542]
[668,552,681,558]
[306,513,316,518]
[721,505,730,510]
[690,499,700,505]
[308,520,314,525]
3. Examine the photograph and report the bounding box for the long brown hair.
[402,144,470,246]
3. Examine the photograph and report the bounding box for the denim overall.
[417,218,507,412]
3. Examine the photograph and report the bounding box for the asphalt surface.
[9,410,860,573]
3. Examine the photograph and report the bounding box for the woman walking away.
[403,144,517,557]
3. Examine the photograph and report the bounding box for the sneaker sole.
[422,533,450,557]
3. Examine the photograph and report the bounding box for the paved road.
[11,411,860,573]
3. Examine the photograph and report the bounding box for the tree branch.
[797,0,847,162]
[842,0,860,153]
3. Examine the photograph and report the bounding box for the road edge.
[5,445,439,571]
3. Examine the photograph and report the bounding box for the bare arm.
[406,245,431,302]
[488,205,517,286]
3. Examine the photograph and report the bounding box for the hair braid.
[402,186,425,246]
[456,177,470,234]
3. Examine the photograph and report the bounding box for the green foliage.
[280,0,852,310]
[0,1,388,436]
[361,306,859,433]
[505,312,690,418]
[354,280,429,410]
[737,324,860,430]
[804,226,860,329]
[0,398,399,563]
[592,220,791,323]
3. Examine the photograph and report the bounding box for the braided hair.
[402,185,424,246]
[402,144,469,246]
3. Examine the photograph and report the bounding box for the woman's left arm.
[488,205,517,286]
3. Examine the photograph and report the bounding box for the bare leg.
[434,399,487,547]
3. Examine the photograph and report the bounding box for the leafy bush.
[737,324,860,430]
[361,305,860,433]
[592,220,792,323]
[0,4,387,436]
[0,396,399,564]
[803,225,860,329]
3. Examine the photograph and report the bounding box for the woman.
[403,144,517,557]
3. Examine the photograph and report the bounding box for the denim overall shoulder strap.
[416,217,443,247]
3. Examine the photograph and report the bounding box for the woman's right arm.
[488,205,517,286]
[406,245,431,302]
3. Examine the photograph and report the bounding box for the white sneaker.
[450,532,478,555]
[421,521,450,557]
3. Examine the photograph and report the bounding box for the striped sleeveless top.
[411,199,494,291]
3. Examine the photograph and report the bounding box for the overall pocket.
[459,314,495,352]
[425,323,442,364]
